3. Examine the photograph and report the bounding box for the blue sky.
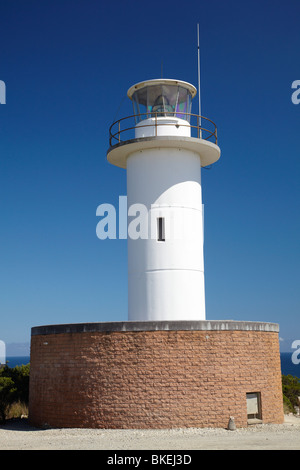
[0,0,299,354]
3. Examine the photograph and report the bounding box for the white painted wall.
[127,146,205,321]
[135,117,191,138]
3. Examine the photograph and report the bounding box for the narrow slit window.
[157,217,165,242]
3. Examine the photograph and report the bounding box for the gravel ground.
[0,415,300,450]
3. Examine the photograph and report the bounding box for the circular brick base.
[28,321,284,429]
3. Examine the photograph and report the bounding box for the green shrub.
[0,363,30,423]
[0,376,16,423]
[283,394,294,414]
[2,364,30,404]
[282,374,300,414]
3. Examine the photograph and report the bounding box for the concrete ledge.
[106,136,221,168]
[31,320,279,336]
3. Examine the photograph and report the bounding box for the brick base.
[28,321,284,429]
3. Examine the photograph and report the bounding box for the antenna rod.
[197,23,202,137]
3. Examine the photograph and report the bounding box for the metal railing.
[109,112,218,147]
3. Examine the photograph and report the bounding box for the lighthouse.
[107,79,220,321]
[29,78,284,431]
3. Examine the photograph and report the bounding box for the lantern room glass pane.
[132,84,193,123]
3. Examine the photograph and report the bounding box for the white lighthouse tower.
[107,79,220,322]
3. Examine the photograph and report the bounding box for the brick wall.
[29,325,284,428]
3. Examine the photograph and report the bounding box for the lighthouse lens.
[132,84,193,123]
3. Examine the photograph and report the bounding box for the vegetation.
[0,363,29,423]
[282,374,300,414]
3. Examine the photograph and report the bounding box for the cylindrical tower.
[107,79,220,321]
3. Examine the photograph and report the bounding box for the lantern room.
[107,78,220,168]
[127,79,196,122]
[127,79,197,138]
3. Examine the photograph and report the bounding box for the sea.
[280,352,300,378]
[5,356,30,368]
[3,353,300,379]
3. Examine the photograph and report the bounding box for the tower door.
[246,392,262,423]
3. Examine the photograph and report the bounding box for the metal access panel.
[246,392,262,420]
